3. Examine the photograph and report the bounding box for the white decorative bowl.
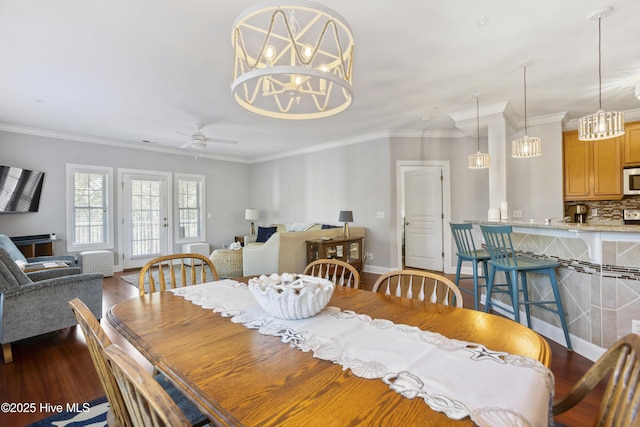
[248,273,335,320]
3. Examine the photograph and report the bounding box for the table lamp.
[338,210,353,238]
[245,209,259,235]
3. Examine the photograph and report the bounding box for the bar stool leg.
[471,259,480,311]
[484,264,496,313]
[520,271,532,327]
[509,270,520,323]
[548,268,572,350]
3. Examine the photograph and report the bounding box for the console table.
[306,236,363,271]
[10,234,56,258]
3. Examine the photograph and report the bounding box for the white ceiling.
[1,0,640,163]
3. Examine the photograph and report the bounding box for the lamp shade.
[245,209,259,221]
[338,211,353,222]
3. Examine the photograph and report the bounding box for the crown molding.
[0,123,251,164]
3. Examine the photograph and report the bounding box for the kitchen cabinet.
[563,130,622,201]
[623,121,640,166]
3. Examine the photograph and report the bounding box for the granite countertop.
[465,219,640,233]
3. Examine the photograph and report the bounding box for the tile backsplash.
[565,196,640,221]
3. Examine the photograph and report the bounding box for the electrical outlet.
[633,320,640,335]
[513,210,522,218]
[365,252,373,260]
[592,208,598,217]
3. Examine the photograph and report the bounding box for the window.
[175,174,205,243]
[66,164,113,251]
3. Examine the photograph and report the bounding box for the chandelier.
[512,65,542,158]
[578,9,624,141]
[468,96,490,169]
[231,1,355,120]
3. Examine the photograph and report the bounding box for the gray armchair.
[0,233,77,268]
[0,247,103,363]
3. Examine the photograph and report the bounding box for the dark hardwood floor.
[0,271,604,426]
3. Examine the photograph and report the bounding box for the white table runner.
[170,280,554,427]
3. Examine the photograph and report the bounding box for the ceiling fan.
[178,125,237,149]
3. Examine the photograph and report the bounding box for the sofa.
[0,247,103,363]
[242,223,366,276]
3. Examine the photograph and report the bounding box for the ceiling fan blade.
[176,131,191,138]
[180,141,191,149]
[205,137,238,145]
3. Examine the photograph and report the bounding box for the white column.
[488,118,508,213]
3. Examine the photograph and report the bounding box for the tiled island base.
[470,222,640,355]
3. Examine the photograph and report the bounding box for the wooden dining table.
[107,278,551,426]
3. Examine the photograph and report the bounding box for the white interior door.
[404,167,444,271]
[122,172,170,269]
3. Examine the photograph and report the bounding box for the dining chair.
[103,343,192,427]
[480,224,572,350]
[553,333,640,425]
[68,298,209,427]
[303,258,360,289]
[449,223,491,310]
[138,253,219,296]
[372,269,463,308]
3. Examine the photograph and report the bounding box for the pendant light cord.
[598,16,602,110]
[523,66,528,135]
[476,96,480,151]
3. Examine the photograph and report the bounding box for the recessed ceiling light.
[476,17,489,27]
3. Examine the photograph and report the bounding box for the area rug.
[26,396,109,427]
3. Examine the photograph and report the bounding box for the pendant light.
[468,96,490,169]
[512,66,542,158]
[578,9,624,141]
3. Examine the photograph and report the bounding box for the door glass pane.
[131,179,162,257]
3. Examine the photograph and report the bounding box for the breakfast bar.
[466,219,640,354]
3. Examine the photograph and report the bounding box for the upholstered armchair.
[0,247,103,363]
[0,234,77,268]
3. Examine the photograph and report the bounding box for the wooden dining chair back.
[372,270,463,308]
[103,344,192,427]
[69,298,132,427]
[138,253,219,296]
[553,333,640,426]
[303,259,360,289]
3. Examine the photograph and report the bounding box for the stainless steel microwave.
[623,168,640,195]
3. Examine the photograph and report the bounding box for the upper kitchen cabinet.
[623,121,640,166]
[563,130,622,201]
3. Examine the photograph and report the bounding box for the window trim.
[174,173,206,244]
[66,164,114,252]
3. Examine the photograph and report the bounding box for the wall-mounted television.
[0,165,45,213]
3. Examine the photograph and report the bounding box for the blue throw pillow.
[256,226,277,243]
[321,224,340,229]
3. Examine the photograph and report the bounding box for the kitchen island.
[465,219,640,358]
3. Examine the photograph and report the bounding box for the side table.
[306,236,364,272]
[209,249,243,279]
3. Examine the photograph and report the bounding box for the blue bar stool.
[450,223,491,310]
[480,224,572,350]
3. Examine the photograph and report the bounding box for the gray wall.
[249,139,391,272]
[1,121,566,273]
[0,131,251,266]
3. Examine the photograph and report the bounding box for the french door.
[121,172,171,269]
